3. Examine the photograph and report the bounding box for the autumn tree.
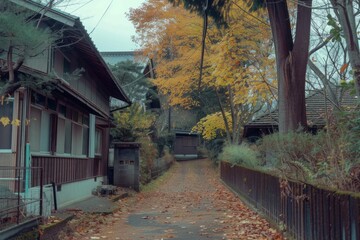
[129,0,274,143]
[169,0,313,133]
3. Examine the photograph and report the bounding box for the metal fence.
[0,166,43,231]
[220,161,360,240]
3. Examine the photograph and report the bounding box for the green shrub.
[162,146,175,164]
[205,138,225,164]
[257,110,360,191]
[138,137,158,185]
[156,133,175,157]
[219,143,260,168]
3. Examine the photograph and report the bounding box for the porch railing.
[0,166,43,231]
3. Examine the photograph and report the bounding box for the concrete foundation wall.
[56,177,104,208]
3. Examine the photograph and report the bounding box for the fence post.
[39,168,43,217]
[17,169,21,225]
[25,143,31,198]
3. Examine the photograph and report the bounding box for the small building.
[173,131,200,160]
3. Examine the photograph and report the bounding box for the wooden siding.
[173,135,199,155]
[31,156,102,186]
[23,47,49,73]
[53,49,110,115]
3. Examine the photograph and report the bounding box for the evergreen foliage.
[0,1,57,96]
[109,60,154,104]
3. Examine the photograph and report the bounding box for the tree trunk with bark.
[266,0,312,132]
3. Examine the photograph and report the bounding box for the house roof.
[245,88,358,129]
[10,0,131,105]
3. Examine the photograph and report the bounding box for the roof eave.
[10,0,77,26]
[74,21,131,104]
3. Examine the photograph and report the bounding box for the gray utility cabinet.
[113,142,140,191]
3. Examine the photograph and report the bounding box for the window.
[64,119,72,154]
[56,117,65,154]
[30,107,52,153]
[30,92,91,157]
[95,129,102,155]
[56,107,89,156]
[82,115,89,155]
[0,100,13,150]
[72,122,83,155]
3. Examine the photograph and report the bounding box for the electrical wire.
[70,0,97,13]
[231,0,269,26]
[88,0,114,35]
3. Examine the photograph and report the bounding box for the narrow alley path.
[60,159,282,240]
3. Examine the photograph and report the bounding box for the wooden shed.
[173,131,200,160]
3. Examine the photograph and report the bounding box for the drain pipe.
[51,181,57,211]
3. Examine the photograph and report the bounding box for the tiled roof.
[246,88,358,128]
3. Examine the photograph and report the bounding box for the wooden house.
[0,0,130,208]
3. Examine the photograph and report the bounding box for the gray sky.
[59,0,145,51]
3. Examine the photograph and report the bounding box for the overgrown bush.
[219,143,260,168]
[205,138,225,164]
[156,133,175,158]
[138,137,158,185]
[162,146,174,164]
[258,108,360,191]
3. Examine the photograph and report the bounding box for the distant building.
[243,88,358,141]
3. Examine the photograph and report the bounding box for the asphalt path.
[77,159,281,240]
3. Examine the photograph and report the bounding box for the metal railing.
[220,161,360,240]
[0,166,43,231]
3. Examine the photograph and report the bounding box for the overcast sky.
[59,0,145,52]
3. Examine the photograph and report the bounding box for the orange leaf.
[340,63,349,74]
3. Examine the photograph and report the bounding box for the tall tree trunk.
[216,89,232,143]
[228,85,236,143]
[330,0,360,97]
[266,0,312,132]
[7,44,14,83]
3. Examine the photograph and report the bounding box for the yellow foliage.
[192,112,232,140]
[0,117,11,126]
[130,0,277,139]
[11,119,21,126]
